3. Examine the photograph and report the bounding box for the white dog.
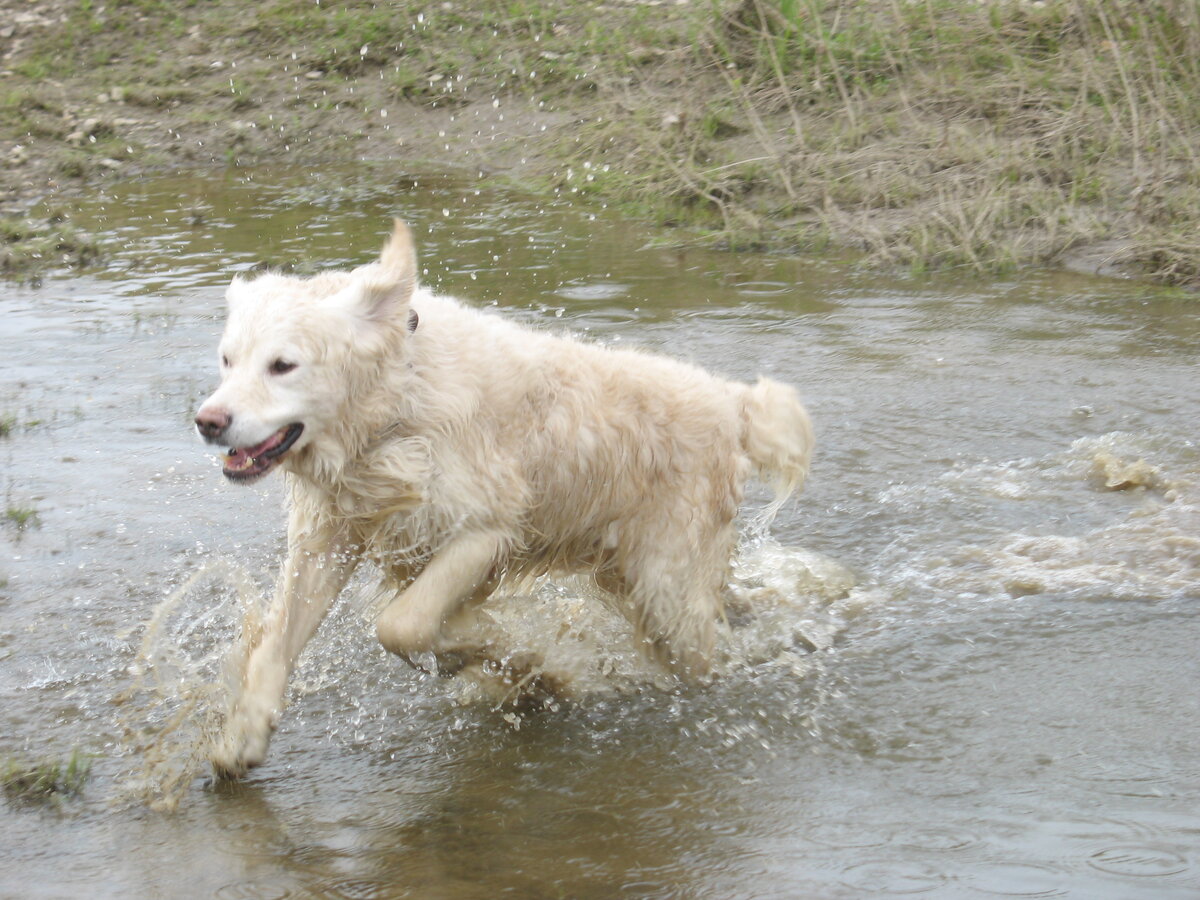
[196,220,813,777]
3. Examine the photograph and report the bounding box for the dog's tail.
[741,377,814,523]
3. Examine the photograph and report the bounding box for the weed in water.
[1,751,91,803]
[1,216,101,276]
[4,506,40,531]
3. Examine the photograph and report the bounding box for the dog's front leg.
[211,521,359,778]
[375,531,503,670]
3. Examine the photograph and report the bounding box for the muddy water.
[1,166,1198,899]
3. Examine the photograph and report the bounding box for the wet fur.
[198,221,814,777]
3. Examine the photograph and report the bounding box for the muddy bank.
[3,0,1200,285]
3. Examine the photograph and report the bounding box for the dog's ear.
[351,219,417,326]
[225,274,253,308]
[378,218,417,282]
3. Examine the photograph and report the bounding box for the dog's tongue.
[223,428,290,475]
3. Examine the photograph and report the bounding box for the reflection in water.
[0,166,1198,898]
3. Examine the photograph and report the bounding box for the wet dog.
[196,220,813,777]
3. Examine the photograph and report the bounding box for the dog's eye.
[221,354,230,368]
[269,359,298,375]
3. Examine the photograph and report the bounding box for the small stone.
[305,70,323,80]
[98,158,123,170]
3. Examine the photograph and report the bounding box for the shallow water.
[1,165,1198,898]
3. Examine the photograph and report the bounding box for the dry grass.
[554,0,1200,280]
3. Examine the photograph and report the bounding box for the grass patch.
[1,751,91,803]
[123,84,198,110]
[1,216,102,278]
[4,505,40,531]
[548,0,1200,279]
[228,0,668,101]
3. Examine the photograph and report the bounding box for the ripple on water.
[734,281,794,297]
[554,281,631,302]
[617,880,680,899]
[1049,812,1183,845]
[214,882,296,900]
[839,859,952,895]
[801,820,891,849]
[899,824,983,853]
[311,879,394,900]
[1068,758,1179,800]
[965,862,1071,897]
[1087,844,1190,879]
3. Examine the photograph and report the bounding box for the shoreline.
[3,0,1198,288]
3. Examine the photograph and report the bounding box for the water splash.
[434,540,870,709]
[114,560,267,811]
[116,540,864,804]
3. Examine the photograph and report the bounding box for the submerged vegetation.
[1,750,91,803]
[1,215,100,278]
[2,0,1200,282]
[4,505,40,531]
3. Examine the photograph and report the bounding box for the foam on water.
[877,431,1198,605]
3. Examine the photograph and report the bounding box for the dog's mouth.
[223,423,304,482]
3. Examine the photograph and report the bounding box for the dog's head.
[195,219,418,483]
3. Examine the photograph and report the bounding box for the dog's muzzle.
[221,423,305,483]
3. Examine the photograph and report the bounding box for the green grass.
[1,751,91,803]
[1,217,101,275]
[4,506,40,531]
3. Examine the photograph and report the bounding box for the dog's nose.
[195,407,232,441]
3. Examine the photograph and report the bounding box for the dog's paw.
[398,645,478,677]
[209,701,276,779]
[468,650,565,711]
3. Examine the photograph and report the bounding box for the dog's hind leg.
[616,514,733,680]
[629,569,721,680]
[375,530,505,674]
[211,519,358,779]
